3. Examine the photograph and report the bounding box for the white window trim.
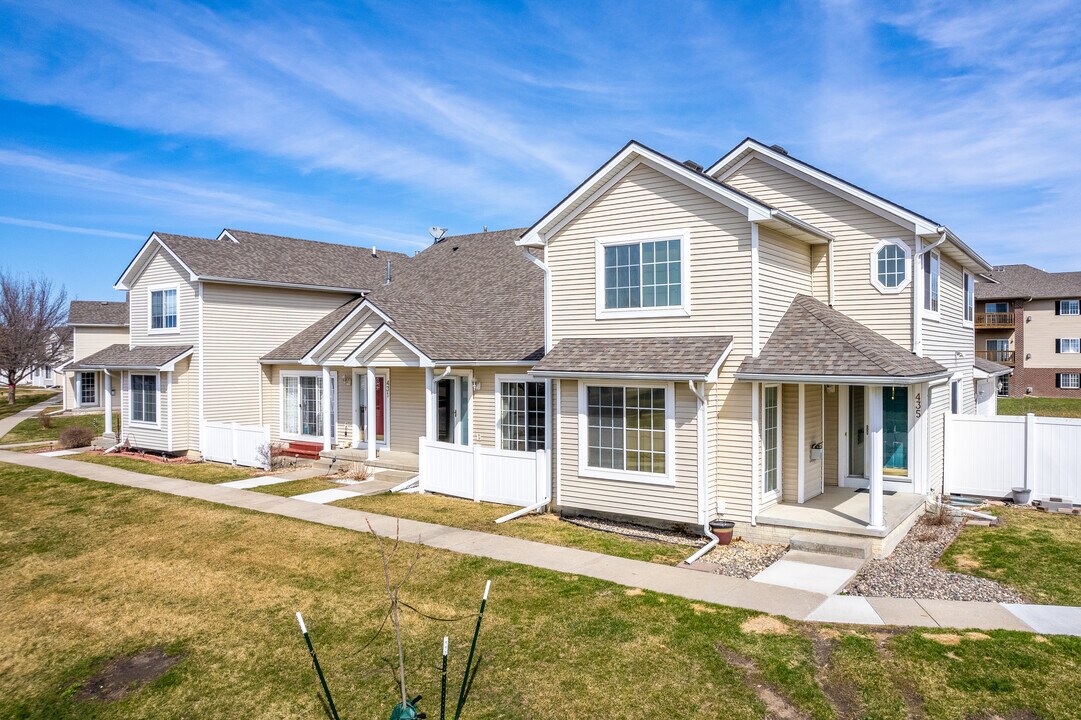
[962,270,975,328]
[147,284,180,335]
[128,372,161,428]
[869,238,912,295]
[1057,338,1081,354]
[1059,299,1080,316]
[1059,373,1081,389]
[77,371,98,407]
[594,229,691,320]
[495,374,549,452]
[577,379,676,486]
[279,370,326,442]
[922,249,941,320]
[762,383,781,503]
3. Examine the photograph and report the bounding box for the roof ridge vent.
[769,144,788,156]
[682,160,704,172]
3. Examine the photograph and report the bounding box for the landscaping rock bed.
[562,515,704,546]
[845,516,1024,602]
[697,539,788,578]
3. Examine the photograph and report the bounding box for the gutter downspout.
[684,379,717,564]
[684,523,719,564]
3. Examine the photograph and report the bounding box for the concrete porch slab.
[753,559,857,595]
[805,595,884,625]
[756,487,925,538]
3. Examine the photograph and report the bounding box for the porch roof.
[530,335,733,380]
[68,343,193,371]
[974,356,1012,378]
[736,295,947,384]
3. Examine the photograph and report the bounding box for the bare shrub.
[256,442,292,471]
[925,502,954,526]
[346,462,373,482]
[59,425,95,449]
[37,409,52,429]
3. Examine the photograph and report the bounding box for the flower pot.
[709,519,736,546]
[1011,487,1032,505]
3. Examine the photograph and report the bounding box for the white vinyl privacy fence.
[945,413,1081,502]
[418,439,548,507]
[203,422,271,469]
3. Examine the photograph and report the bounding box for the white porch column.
[424,367,434,440]
[750,381,760,525]
[321,365,332,452]
[366,366,377,461]
[103,370,114,436]
[867,385,885,529]
[797,383,806,503]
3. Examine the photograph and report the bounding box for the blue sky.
[1,0,1079,302]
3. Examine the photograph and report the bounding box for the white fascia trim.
[77,348,194,373]
[519,142,772,246]
[115,235,199,290]
[68,323,130,328]
[197,276,372,294]
[705,344,734,383]
[735,371,949,385]
[768,210,834,243]
[434,360,538,367]
[530,369,710,381]
[217,229,240,243]
[159,346,195,372]
[708,141,935,234]
[523,249,553,353]
[303,301,393,364]
[345,324,433,367]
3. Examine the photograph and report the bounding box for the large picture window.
[499,380,546,451]
[130,374,157,424]
[586,385,667,475]
[150,287,178,331]
[283,374,322,437]
[597,232,688,317]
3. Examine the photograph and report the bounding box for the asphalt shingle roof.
[738,295,946,379]
[68,300,128,326]
[975,264,1081,301]
[974,356,1012,376]
[69,344,193,370]
[153,230,410,292]
[531,336,733,377]
[264,228,544,364]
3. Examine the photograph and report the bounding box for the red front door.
[375,376,386,442]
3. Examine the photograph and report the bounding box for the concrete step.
[789,531,873,560]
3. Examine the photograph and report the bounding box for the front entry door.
[848,386,866,479]
[434,375,471,445]
[353,372,388,448]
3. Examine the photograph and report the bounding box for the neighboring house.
[69,229,407,452]
[19,327,72,388]
[59,300,129,411]
[975,264,1081,398]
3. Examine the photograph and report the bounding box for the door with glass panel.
[762,385,780,497]
[434,375,470,445]
[353,372,388,447]
[283,375,321,438]
[848,386,866,478]
[882,386,908,477]
[986,339,1010,364]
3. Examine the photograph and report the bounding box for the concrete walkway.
[0,395,61,440]
[2,449,1079,635]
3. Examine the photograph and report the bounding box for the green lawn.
[940,506,1081,605]
[998,396,1081,418]
[0,389,57,421]
[67,452,257,483]
[334,492,693,565]
[1,412,119,445]
[3,463,1081,719]
[252,476,343,496]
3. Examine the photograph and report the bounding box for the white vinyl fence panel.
[945,413,1081,502]
[419,439,547,507]
[203,422,271,469]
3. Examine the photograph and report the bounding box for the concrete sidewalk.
[0,395,61,440]
[2,449,1079,635]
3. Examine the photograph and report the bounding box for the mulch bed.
[84,449,194,465]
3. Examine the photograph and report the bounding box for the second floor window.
[1056,338,1080,353]
[963,271,974,324]
[602,237,683,310]
[985,302,1009,313]
[150,288,178,330]
[924,250,940,313]
[1056,299,1080,315]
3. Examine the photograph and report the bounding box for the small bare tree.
[0,272,67,404]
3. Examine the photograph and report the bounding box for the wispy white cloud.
[0,215,142,240]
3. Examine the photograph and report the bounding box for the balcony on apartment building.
[975,312,1014,329]
[976,349,1016,366]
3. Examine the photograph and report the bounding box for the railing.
[976,349,1015,366]
[975,312,1013,328]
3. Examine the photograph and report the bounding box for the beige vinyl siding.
[824,387,839,486]
[713,373,753,521]
[928,381,950,495]
[471,367,540,449]
[335,370,353,447]
[202,283,352,428]
[1022,299,1081,369]
[809,244,830,304]
[725,157,914,348]
[388,368,424,454]
[367,337,422,366]
[805,384,824,496]
[759,228,813,340]
[548,163,753,343]
[324,311,382,364]
[170,358,196,451]
[922,253,976,413]
[63,372,76,410]
[781,384,799,504]
[129,249,198,347]
[72,326,129,360]
[558,379,701,526]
